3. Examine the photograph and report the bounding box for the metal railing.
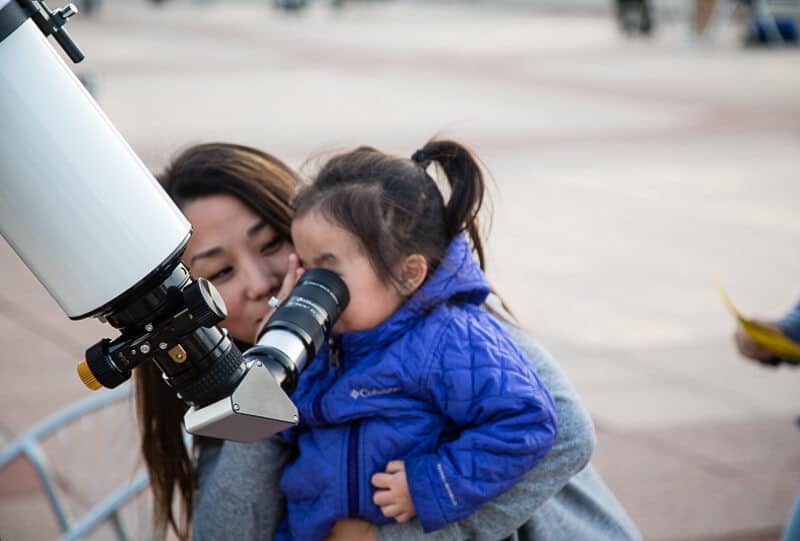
[0,384,153,541]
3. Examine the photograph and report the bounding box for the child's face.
[291,211,405,335]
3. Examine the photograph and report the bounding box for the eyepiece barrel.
[250,268,349,393]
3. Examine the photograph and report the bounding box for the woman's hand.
[252,253,304,343]
[371,460,416,523]
[325,518,377,541]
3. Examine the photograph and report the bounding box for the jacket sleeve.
[193,436,292,541]
[403,311,558,532]
[779,299,800,344]
[377,313,596,541]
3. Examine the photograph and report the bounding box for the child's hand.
[371,460,416,523]
[252,253,304,344]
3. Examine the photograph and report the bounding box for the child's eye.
[207,266,234,282]
[261,236,286,256]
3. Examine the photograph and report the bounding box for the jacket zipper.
[311,337,341,424]
[311,336,357,515]
[348,420,361,517]
[329,336,342,373]
[328,336,359,517]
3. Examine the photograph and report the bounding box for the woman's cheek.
[214,283,244,333]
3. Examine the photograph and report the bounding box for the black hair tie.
[411,149,430,168]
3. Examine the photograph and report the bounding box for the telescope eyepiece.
[250,268,349,393]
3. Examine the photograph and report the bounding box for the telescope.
[0,0,348,441]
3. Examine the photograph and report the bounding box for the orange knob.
[77,359,101,390]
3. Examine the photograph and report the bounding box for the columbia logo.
[350,386,401,399]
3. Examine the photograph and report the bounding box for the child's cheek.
[332,307,352,335]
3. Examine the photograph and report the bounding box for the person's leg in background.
[694,0,716,34]
[783,487,800,541]
[616,0,653,35]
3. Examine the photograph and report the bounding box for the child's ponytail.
[412,140,487,270]
[297,139,492,290]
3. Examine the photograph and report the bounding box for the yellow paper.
[718,285,800,359]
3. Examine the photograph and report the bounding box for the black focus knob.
[81,338,129,389]
[183,278,227,328]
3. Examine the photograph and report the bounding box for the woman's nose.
[243,260,279,300]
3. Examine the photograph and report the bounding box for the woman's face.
[182,194,293,344]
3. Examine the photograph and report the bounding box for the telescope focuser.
[75,262,247,410]
[183,278,227,328]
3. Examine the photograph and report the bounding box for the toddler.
[278,140,558,540]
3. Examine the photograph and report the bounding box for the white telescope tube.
[0,0,302,442]
[0,7,190,319]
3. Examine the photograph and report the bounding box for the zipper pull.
[328,337,341,371]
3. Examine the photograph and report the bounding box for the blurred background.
[1,0,799,539]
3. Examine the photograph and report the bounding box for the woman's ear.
[398,254,427,295]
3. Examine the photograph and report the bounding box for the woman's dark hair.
[294,139,488,290]
[135,142,299,541]
[159,142,297,236]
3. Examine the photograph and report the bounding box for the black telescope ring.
[171,344,247,407]
[0,0,27,42]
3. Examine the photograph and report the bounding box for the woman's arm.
[376,312,595,541]
[192,436,293,541]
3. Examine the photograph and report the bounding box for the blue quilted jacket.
[277,236,558,541]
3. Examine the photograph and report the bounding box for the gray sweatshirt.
[192,314,641,541]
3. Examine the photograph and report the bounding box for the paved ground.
[1,0,799,539]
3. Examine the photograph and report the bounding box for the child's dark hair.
[294,139,488,289]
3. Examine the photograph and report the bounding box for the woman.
[134,142,300,540]
[136,142,641,541]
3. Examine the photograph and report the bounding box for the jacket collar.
[339,235,490,357]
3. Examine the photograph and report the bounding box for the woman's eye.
[207,266,233,282]
[261,236,286,256]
